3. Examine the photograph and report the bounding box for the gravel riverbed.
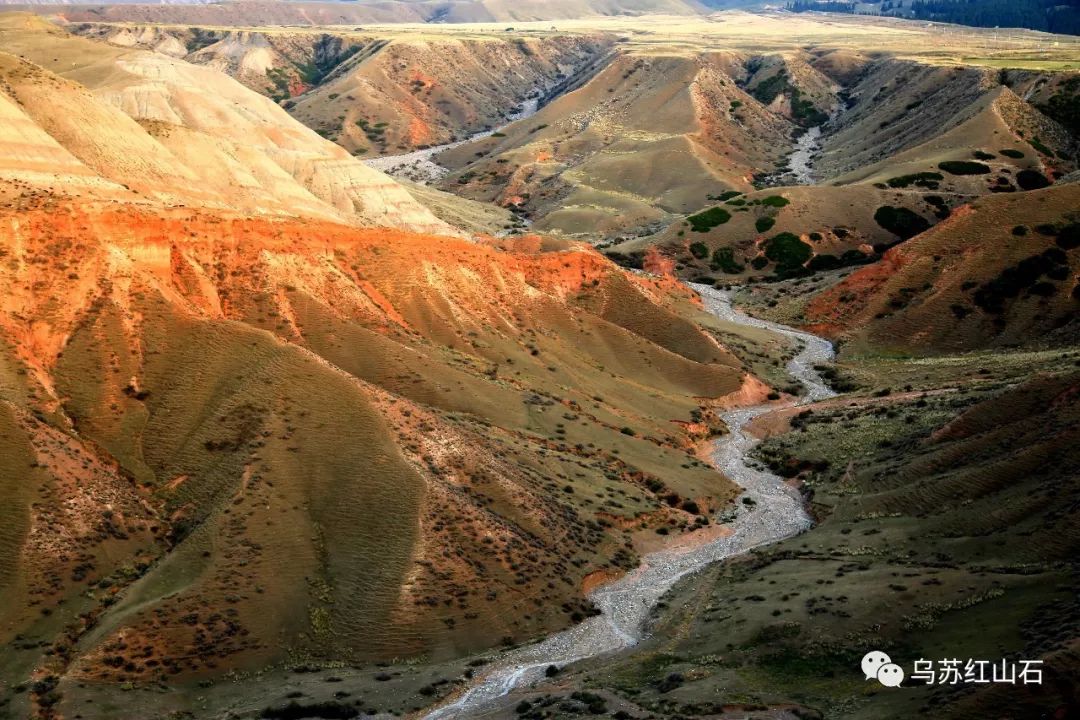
[423,284,836,719]
[363,98,541,184]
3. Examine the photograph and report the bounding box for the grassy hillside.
[0,15,452,235]
[552,368,1080,719]
[0,195,786,717]
[804,183,1080,353]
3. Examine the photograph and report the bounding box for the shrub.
[973,150,996,160]
[874,206,930,239]
[973,249,1069,313]
[1056,223,1080,250]
[689,242,709,259]
[604,251,645,269]
[711,247,744,273]
[657,673,685,693]
[791,88,827,125]
[751,255,770,270]
[841,249,873,265]
[1016,169,1050,191]
[938,160,991,175]
[807,254,842,271]
[1000,148,1025,159]
[761,195,790,208]
[886,172,943,189]
[1029,137,1054,156]
[756,216,776,233]
[716,190,743,201]
[687,207,732,232]
[261,702,359,719]
[765,232,813,272]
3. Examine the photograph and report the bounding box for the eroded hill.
[0,187,792,717]
[0,14,451,235]
[72,23,613,157]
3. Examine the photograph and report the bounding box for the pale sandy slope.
[0,13,454,235]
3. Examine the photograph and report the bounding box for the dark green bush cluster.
[924,194,951,219]
[261,701,359,719]
[687,206,732,232]
[1028,136,1055,157]
[886,171,943,189]
[756,216,776,233]
[751,70,789,104]
[765,232,813,275]
[791,88,828,125]
[938,160,991,175]
[603,250,645,269]
[1056,223,1080,250]
[874,206,930,239]
[972,247,1070,313]
[761,195,791,208]
[711,247,744,273]
[1016,169,1051,191]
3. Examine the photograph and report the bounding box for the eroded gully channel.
[423,284,837,719]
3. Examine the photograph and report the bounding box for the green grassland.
[482,355,1079,719]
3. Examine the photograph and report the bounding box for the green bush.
[755,216,776,233]
[938,160,991,175]
[874,206,930,239]
[765,232,813,272]
[973,248,1069,313]
[261,702,359,719]
[807,254,842,271]
[1016,169,1050,191]
[886,172,943,189]
[1029,137,1054,156]
[689,242,709,259]
[1056,223,1080,250]
[999,148,1025,159]
[711,247,745,274]
[687,207,732,233]
[761,195,791,208]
